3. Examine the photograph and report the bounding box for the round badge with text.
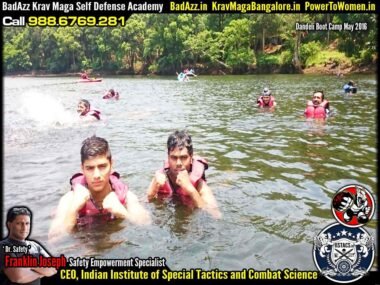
[313,223,375,283]
[331,184,375,227]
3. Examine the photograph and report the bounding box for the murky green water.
[2,74,377,270]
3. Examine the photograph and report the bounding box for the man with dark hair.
[77,99,101,121]
[304,91,330,119]
[0,206,57,284]
[103,89,120,100]
[147,130,221,218]
[343,80,357,94]
[49,136,150,238]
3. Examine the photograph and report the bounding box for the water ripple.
[3,74,377,270]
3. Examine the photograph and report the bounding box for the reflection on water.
[2,74,377,270]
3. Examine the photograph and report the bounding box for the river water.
[2,74,377,270]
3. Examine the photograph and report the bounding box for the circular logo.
[313,223,375,283]
[331,184,375,227]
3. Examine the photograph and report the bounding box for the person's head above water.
[80,135,112,164]
[167,130,193,156]
[79,136,113,195]
[262,88,272,104]
[77,99,91,115]
[166,130,194,173]
[262,87,271,96]
[312,90,325,105]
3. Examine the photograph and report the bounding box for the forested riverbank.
[3,14,377,76]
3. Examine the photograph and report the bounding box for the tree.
[54,27,82,71]
[334,14,377,59]
[219,18,256,73]
[3,28,32,72]
[119,15,147,73]
[280,14,312,73]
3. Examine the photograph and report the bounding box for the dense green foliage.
[3,13,377,75]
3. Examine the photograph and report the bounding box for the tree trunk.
[262,28,265,52]
[292,30,303,73]
[201,50,231,70]
[326,14,330,44]
[183,48,231,70]
[292,15,303,73]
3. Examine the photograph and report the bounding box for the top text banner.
[1,0,378,16]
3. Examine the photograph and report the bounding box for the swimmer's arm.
[103,191,151,225]
[176,170,206,208]
[147,171,166,201]
[49,191,80,238]
[4,268,43,283]
[197,180,222,219]
[102,191,129,219]
[183,184,206,208]
[269,102,277,111]
[147,178,160,201]
[125,191,151,225]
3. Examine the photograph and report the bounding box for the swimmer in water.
[147,130,221,218]
[103,89,120,100]
[343,80,357,94]
[77,99,101,121]
[257,87,277,110]
[49,136,150,238]
[304,90,330,119]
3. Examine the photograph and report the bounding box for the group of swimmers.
[78,81,355,122]
[177,68,197,82]
[48,130,221,239]
[257,88,329,119]
[1,131,221,284]
[77,87,120,121]
[257,80,357,119]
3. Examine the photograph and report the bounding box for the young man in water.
[0,206,57,284]
[77,99,101,121]
[49,136,150,238]
[147,130,221,218]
